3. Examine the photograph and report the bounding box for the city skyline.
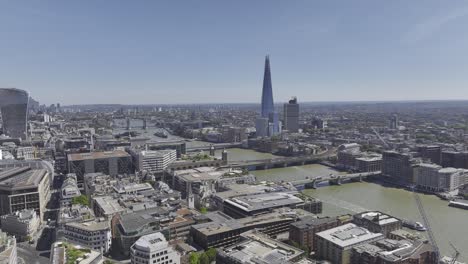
[2,1,468,105]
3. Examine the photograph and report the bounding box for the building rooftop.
[355,211,400,226]
[68,150,130,161]
[224,192,303,212]
[219,230,303,264]
[316,223,383,248]
[119,207,169,234]
[0,167,47,190]
[133,232,169,252]
[66,220,109,232]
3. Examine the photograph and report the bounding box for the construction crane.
[371,127,390,149]
[412,186,440,261]
[449,242,460,264]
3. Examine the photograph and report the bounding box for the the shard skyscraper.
[256,56,280,137]
[261,56,274,118]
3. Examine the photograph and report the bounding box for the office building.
[0,231,17,264]
[67,150,133,182]
[223,192,304,218]
[0,167,50,219]
[130,232,180,264]
[352,211,401,237]
[315,223,384,264]
[146,141,186,158]
[191,209,302,249]
[389,114,398,130]
[217,230,305,264]
[441,151,468,169]
[0,209,40,241]
[283,96,299,132]
[129,149,176,174]
[256,56,280,137]
[0,88,29,140]
[63,220,112,253]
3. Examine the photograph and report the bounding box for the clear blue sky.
[1,0,468,105]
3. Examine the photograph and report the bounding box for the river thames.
[220,148,468,260]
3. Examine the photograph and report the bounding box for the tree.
[199,253,210,264]
[200,207,208,214]
[205,248,217,262]
[189,252,200,264]
[72,195,90,206]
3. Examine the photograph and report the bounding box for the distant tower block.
[126,118,131,130]
[209,145,215,156]
[143,119,147,130]
[222,149,228,162]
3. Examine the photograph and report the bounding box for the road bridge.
[289,171,381,189]
[186,142,243,152]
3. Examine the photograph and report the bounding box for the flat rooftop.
[355,211,400,226]
[0,167,47,190]
[316,223,384,248]
[134,232,169,252]
[68,150,130,161]
[224,192,303,212]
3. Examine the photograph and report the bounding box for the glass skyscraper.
[256,56,280,137]
[0,88,29,140]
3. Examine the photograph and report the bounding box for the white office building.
[61,173,81,206]
[63,220,112,253]
[130,232,180,264]
[130,149,177,174]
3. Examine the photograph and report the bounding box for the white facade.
[63,220,112,253]
[130,232,180,264]
[131,149,177,174]
[61,173,81,206]
[0,231,17,264]
[0,209,40,240]
[415,164,467,192]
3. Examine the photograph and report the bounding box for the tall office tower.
[0,88,29,140]
[390,114,399,129]
[284,96,299,132]
[256,56,280,137]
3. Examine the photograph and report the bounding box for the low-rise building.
[130,232,180,264]
[0,231,17,264]
[61,173,81,206]
[63,220,112,253]
[50,241,103,264]
[351,238,437,264]
[315,223,384,264]
[352,211,401,237]
[0,209,40,241]
[217,229,305,264]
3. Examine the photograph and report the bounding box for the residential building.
[289,216,340,252]
[382,151,415,184]
[0,166,50,219]
[130,232,180,264]
[0,209,40,241]
[315,223,384,264]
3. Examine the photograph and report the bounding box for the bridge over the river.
[186,142,243,152]
[289,171,381,189]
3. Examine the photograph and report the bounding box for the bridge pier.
[329,176,342,186]
[304,179,318,189]
[283,163,288,168]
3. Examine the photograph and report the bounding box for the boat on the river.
[448,199,468,210]
[402,220,426,231]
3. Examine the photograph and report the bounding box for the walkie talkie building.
[0,88,29,140]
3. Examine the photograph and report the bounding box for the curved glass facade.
[0,88,29,140]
